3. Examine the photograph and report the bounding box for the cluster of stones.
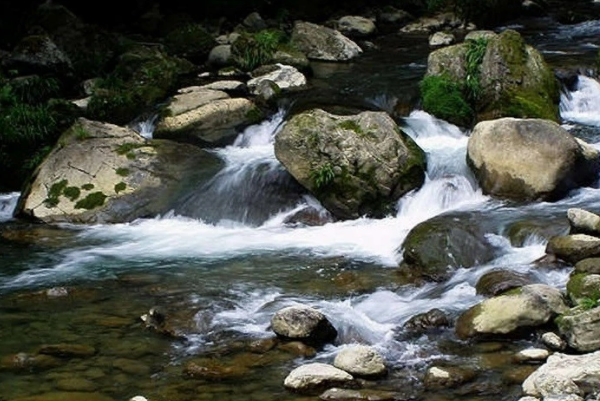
[271,305,389,396]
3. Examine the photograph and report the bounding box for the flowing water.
[2,17,600,401]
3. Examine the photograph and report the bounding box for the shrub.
[310,163,336,190]
[232,29,286,71]
[419,74,473,126]
[464,37,488,103]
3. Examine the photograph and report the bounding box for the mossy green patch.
[338,120,364,135]
[73,124,91,140]
[115,167,130,177]
[63,186,81,201]
[43,179,68,207]
[74,191,107,210]
[114,182,126,193]
[245,106,265,124]
[116,142,145,159]
[81,183,95,191]
[420,74,473,127]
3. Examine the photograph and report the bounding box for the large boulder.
[274,109,426,220]
[456,284,568,340]
[399,213,501,282]
[567,208,600,236]
[557,307,600,352]
[154,87,263,146]
[290,21,362,61]
[466,117,599,202]
[546,234,600,265]
[5,33,72,76]
[15,118,222,224]
[522,351,600,399]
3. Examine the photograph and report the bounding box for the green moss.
[81,183,95,190]
[73,124,91,140]
[74,191,107,210]
[116,142,145,159]
[115,167,130,177]
[114,182,126,193]
[246,106,265,124]
[63,186,81,201]
[419,74,473,127]
[338,120,364,135]
[43,179,68,207]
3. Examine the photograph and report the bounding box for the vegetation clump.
[310,163,336,190]
[231,29,286,71]
[420,74,474,127]
[114,182,126,193]
[74,191,107,210]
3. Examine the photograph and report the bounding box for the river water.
[2,17,600,401]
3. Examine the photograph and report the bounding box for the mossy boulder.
[566,272,600,305]
[290,21,362,61]
[15,118,222,224]
[399,213,501,282]
[274,108,426,220]
[422,29,560,126]
[456,284,568,340]
[478,29,560,122]
[557,307,600,352]
[163,23,216,64]
[546,234,600,265]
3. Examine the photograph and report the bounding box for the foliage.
[115,168,130,177]
[419,74,473,126]
[578,296,600,311]
[164,23,216,62]
[0,76,74,190]
[81,183,95,190]
[310,163,336,190]
[232,29,286,71]
[114,182,127,193]
[74,191,107,210]
[464,38,488,103]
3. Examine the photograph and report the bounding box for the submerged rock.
[319,388,399,401]
[476,269,536,297]
[467,118,599,202]
[274,108,426,220]
[402,308,450,334]
[423,365,477,389]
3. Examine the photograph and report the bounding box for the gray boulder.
[284,363,354,394]
[333,345,387,377]
[567,208,600,236]
[291,21,362,61]
[522,351,600,399]
[6,34,72,75]
[467,118,599,202]
[154,87,262,146]
[16,118,222,224]
[336,16,377,38]
[546,234,600,265]
[271,305,337,345]
[247,64,307,95]
[274,108,426,220]
[557,307,600,352]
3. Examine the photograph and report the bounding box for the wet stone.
[541,332,567,351]
[319,387,400,401]
[54,377,98,392]
[277,341,317,358]
[37,344,97,358]
[475,269,535,297]
[514,348,550,363]
[11,392,115,401]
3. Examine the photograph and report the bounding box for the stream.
[2,15,600,401]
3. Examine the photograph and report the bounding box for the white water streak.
[560,75,600,127]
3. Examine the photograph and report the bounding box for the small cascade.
[173,109,306,226]
[131,114,158,139]
[0,192,19,222]
[397,110,488,225]
[560,75,600,126]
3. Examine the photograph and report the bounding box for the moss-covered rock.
[274,108,426,220]
[421,29,560,127]
[15,118,223,224]
[163,23,216,64]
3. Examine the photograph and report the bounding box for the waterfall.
[560,75,600,126]
[172,109,306,226]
